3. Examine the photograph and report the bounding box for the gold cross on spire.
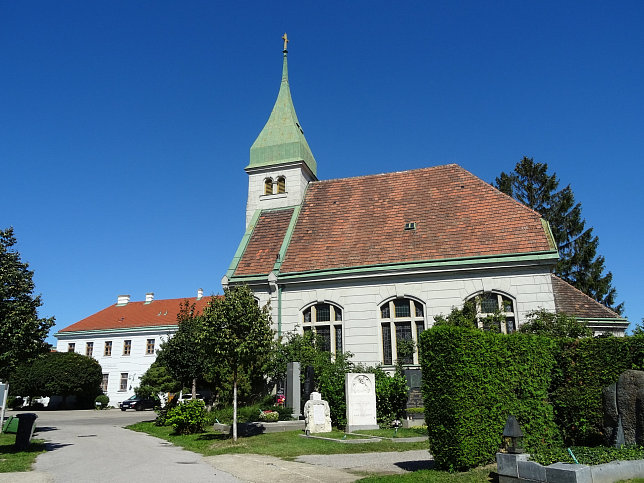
[282,33,289,51]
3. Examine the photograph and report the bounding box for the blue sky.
[2,1,642,343]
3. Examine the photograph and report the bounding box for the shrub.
[165,399,207,434]
[94,394,109,409]
[258,410,279,422]
[420,325,559,471]
[530,445,644,466]
[373,367,408,426]
[7,396,23,409]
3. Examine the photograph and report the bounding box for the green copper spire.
[248,35,317,176]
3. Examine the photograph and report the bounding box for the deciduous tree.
[199,285,274,441]
[495,158,622,313]
[0,227,55,381]
[519,309,592,338]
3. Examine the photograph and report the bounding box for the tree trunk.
[191,378,197,400]
[232,378,238,441]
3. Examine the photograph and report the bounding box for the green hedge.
[551,335,644,445]
[420,326,559,471]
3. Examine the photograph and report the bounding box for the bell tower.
[245,34,318,228]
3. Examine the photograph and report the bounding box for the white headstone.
[345,373,378,432]
[304,392,332,433]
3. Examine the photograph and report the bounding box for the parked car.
[119,395,156,411]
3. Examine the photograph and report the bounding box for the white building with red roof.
[54,291,212,405]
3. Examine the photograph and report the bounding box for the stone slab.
[496,453,529,477]
[518,459,547,481]
[545,462,591,483]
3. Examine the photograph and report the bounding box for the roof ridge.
[310,163,460,185]
[551,274,621,318]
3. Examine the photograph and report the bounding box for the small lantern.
[502,415,524,454]
[391,419,402,436]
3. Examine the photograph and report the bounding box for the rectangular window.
[146,339,155,355]
[382,323,392,365]
[123,340,131,356]
[394,299,411,318]
[86,342,94,357]
[104,341,112,356]
[334,325,343,354]
[101,374,109,393]
[316,326,331,352]
[68,343,75,352]
[415,302,424,317]
[416,321,425,342]
[395,322,413,365]
[316,304,330,322]
[119,373,128,391]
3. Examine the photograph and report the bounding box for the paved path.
[1,410,433,482]
[2,409,240,483]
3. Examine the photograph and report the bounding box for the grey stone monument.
[286,362,301,419]
[304,391,332,433]
[345,373,378,432]
[602,369,644,446]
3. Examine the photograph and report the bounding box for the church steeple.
[247,34,317,176]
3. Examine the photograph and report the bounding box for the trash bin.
[2,415,19,433]
[14,413,38,450]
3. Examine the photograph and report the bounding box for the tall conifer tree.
[495,157,623,314]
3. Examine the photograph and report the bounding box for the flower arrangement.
[276,394,285,406]
[258,409,280,422]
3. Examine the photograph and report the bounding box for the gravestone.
[302,365,315,415]
[303,391,332,433]
[345,373,378,432]
[286,362,301,419]
[602,369,644,446]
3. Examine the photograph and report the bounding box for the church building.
[223,37,628,369]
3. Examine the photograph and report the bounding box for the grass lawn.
[128,422,428,458]
[0,432,46,473]
[357,465,497,482]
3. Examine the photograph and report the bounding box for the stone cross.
[282,33,289,51]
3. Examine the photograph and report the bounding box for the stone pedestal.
[345,373,378,432]
[304,392,332,433]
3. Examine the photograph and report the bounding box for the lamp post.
[502,415,524,454]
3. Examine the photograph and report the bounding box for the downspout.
[278,285,282,337]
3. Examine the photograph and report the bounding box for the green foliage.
[372,367,408,426]
[419,325,560,471]
[95,394,109,409]
[495,157,622,313]
[432,301,478,329]
[136,361,181,398]
[519,310,592,338]
[0,228,55,381]
[10,352,102,405]
[530,445,644,466]
[156,301,207,398]
[316,351,355,428]
[7,396,22,409]
[199,285,274,439]
[165,399,208,434]
[550,336,644,445]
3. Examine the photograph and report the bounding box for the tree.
[495,157,623,314]
[11,352,102,407]
[135,361,181,399]
[0,227,55,381]
[518,309,592,338]
[199,285,274,441]
[155,301,207,399]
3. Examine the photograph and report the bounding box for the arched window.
[277,176,286,194]
[264,178,274,195]
[302,302,343,354]
[467,292,517,334]
[379,298,425,366]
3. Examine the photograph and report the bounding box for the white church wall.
[273,266,556,368]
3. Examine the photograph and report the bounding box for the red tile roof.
[58,296,216,332]
[551,275,622,319]
[234,165,553,276]
[235,208,294,276]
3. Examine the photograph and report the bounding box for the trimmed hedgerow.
[551,335,644,446]
[530,445,644,466]
[420,326,560,471]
